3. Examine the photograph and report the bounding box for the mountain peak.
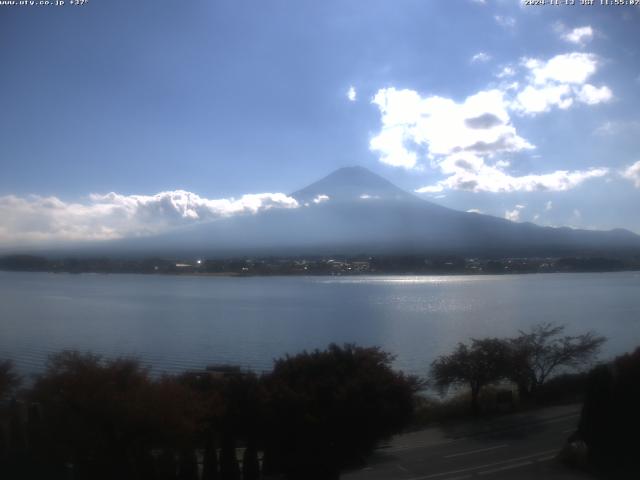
[329,165,375,176]
[291,166,417,203]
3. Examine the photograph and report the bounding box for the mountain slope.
[71,166,640,258]
[291,166,418,203]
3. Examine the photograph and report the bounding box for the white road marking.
[387,413,579,453]
[443,444,508,459]
[386,439,458,453]
[534,414,579,425]
[405,448,558,480]
[478,460,532,475]
[535,454,556,462]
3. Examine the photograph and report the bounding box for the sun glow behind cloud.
[369,50,613,194]
[369,87,532,172]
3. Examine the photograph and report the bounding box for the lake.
[1,271,639,378]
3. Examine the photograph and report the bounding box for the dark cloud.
[464,113,504,129]
[454,158,476,172]
[465,134,515,153]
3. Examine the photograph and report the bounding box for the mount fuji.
[100,166,640,258]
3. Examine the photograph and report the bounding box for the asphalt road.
[343,405,591,480]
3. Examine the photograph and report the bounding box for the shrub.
[578,346,640,474]
[262,343,420,479]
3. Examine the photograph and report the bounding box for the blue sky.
[1,0,639,245]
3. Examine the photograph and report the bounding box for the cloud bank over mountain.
[0,190,298,246]
[1,167,638,254]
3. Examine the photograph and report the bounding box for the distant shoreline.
[2,253,639,278]
[2,267,639,278]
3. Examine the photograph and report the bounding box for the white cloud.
[370,87,533,170]
[417,184,444,193]
[496,66,516,78]
[594,120,640,136]
[347,86,357,102]
[524,53,598,85]
[505,204,525,222]
[467,208,483,214]
[513,84,573,114]
[545,200,553,211]
[576,84,613,105]
[0,190,299,246]
[471,52,491,63]
[512,53,612,114]
[594,121,615,136]
[415,153,609,194]
[369,125,418,169]
[622,160,640,188]
[494,15,516,28]
[563,26,594,45]
[370,51,612,192]
[312,194,330,204]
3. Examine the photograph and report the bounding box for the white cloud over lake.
[0,190,299,246]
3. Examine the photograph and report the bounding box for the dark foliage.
[0,344,419,480]
[578,346,640,474]
[262,343,420,479]
[430,324,605,414]
[241,442,260,480]
[532,372,589,406]
[0,359,21,401]
[26,351,201,479]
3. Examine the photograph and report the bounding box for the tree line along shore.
[1,323,638,479]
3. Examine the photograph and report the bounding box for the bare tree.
[508,323,605,399]
[431,338,510,415]
[0,360,20,401]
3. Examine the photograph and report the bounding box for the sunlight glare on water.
[0,271,639,379]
